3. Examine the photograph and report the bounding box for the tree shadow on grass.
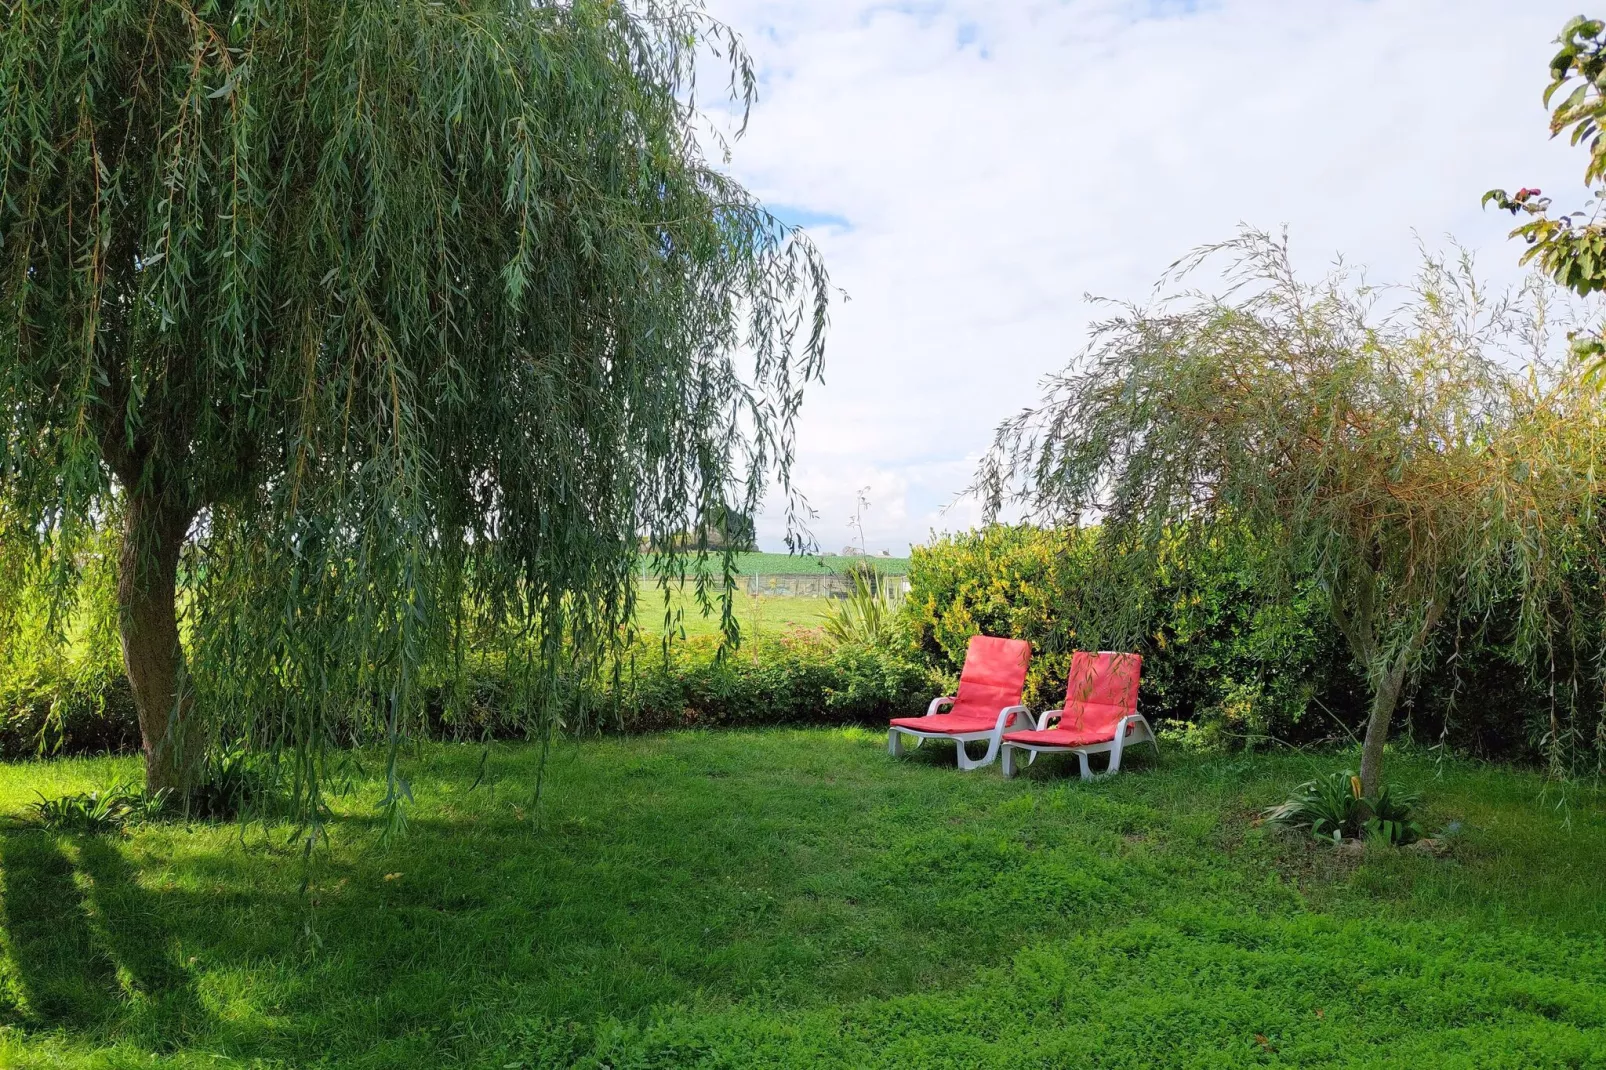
[0,831,119,1028]
[0,831,212,1048]
[75,836,212,1047]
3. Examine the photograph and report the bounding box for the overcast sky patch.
[708,0,1590,555]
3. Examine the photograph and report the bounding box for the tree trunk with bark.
[1353,599,1443,799]
[117,491,199,794]
[1358,659,1408,799]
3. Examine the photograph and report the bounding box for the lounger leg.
[955,736,1001,771]
[977,733,1004,770]
[888,729,904,757]
[1077,751,1093,781]
[955,738,978,770]
[1107,737,1124,775]
[1001,746,1017,778]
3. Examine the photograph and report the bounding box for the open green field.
[634,587,830,638]
[646,552,911,577]
[2,735,1603,1068]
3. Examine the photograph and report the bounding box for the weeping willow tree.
[0,0,830,804]
[978,231,1606,795]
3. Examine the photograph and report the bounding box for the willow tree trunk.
[117,492,199,794]
[1357,660,1407,799]
[1356,602,1443,799]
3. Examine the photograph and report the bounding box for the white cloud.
[709,0,1588,553]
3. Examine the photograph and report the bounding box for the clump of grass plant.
[29,784,168,834]
[821,565,904,649]
[1264,769,1424,846]
[180,741,286,822]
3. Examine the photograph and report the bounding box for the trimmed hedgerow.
[412,633,936,741]
[2,632,936,760]
[607,633,935,733]
[1,660,141,760]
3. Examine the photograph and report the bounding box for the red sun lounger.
[888,635,1034,771]
[1001,651,1155,780]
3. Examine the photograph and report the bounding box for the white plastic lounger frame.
[999,712,1158,780]
[888,696,1037,771]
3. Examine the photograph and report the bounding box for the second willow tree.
[979,233,1606,795]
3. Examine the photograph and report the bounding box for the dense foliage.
[905,525,1364,749]
[0,527,136,758]
[0,0,829,808]
[19,512,1606,769]
[905,521,1606,769]
[976,233,1606,792]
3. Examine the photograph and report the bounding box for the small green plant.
[822,565,903,649]
[1265,770,1364,842]
[1264,770,1423,846]
[183,740,282,820]
[1360,781,1425,847]
[30,743,283,831]
[30,784,170,834]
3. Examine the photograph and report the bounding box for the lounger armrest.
[1037,710,1063,731]
[1110,714,1155,761]
[995,705,1034,732]
[924,695,957,717]
[1114,713,1153,741]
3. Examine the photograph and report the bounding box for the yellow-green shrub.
[905,525,1363,747]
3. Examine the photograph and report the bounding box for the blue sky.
[705,0,1595,555]
[767,204,854,232]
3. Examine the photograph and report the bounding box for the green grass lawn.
[2,735,1604,1068]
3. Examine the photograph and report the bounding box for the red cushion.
[1004,724,1121,748]
[948,635,1031,721]
[889,714,1001,735]
[1053,651,1142,738]
[889,634,1031,733]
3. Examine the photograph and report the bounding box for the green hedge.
[3,632,938,760]
[407,632,937,741]
[8,524,1593,765]
[1,660,142,759]
[904,525,1364,748]
[904,524,1595,762]
[601,634,934,732]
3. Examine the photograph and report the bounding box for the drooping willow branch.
[0,0,831,816]
[977,230,1606,792]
